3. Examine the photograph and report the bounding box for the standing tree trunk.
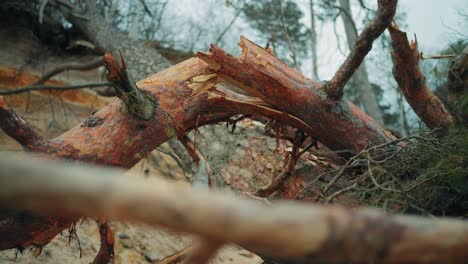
[309,0,319,79]
[339,0,384,125]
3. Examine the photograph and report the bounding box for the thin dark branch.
[278,0,300,71]
[34,57,105,86]
[153,0,168,34]
[0,83,112,96]
[138,0,153,17]
[215,3,243,45]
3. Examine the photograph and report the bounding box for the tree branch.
[0,97,43,148]
[33,57,105,86]
[0,154,467,263]
[92,221,114,264]
[324,0,398,99]
[0,82,111,96]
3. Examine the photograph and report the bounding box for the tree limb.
[0,154,467,263]
[0,97,43,147]
[33,57,105,86]
[92,221,114,264]
[0,82,111,96]
[325,0,398,99]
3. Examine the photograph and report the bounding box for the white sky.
[400,0,467,50]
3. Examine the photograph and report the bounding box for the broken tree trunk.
[198,37,396,152]
[1,154,468,264]
[389,24,454,132]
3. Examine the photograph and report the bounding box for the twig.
[92,220,114,264]
[324,0,398,99]
[367,160,401,193]
[33,57,105,86]
[421,54,455,60]
[325,183,357,203]
[278,0,300,71]
[0,83,111,96]
[138,0,153,17]
[38,0,49,24]
[1,153,468,263]
[157,246,190,264]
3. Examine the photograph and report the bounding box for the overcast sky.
[167,0,467,79]
[400,0,467,50]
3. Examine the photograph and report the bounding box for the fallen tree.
[0,0,466,263]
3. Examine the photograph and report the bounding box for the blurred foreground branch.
[0,153,467,263]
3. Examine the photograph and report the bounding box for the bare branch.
[0,82,111,96]
[1,154,468,263]
[33,57,105,86]
[324,0,398,99]
[92,221,114,264]
[0,97,43,147]
[278,0,300,71]
[38,0,49,24]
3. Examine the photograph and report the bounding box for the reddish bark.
[389,25,454,132]
[198,37,396,153]
[92,222,114,264]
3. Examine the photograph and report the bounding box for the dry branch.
[0,97,43,147]
[0,82,111,96]
[389,24,454,132]
[92,221,115,264]
[325,0,398,99]
[0,154,467,263]
[33,57,105,86]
